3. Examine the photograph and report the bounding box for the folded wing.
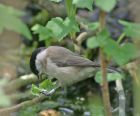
[47,46,99,67]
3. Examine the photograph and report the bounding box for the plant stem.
[99,10,112,116]
[65,0,76,18]
[117,33,125,44]
[5,74,46,93]
[65,0,78,52]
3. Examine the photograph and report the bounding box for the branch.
[5,74,45,93]
[115,79,126,116]
[0,95,46,115]
[76,31,95,46]
[99,10,112,116]
[73,31,95,53]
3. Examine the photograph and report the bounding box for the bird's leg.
[41,86,59,96]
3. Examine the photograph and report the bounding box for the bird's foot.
[41,87,58,96]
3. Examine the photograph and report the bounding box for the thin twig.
[0,95,46,115]
[76,31,95,46]
[74,31,95,53]
[5,74,45,93]
[115,79,126,116]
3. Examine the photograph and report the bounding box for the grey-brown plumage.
[30,46,116,88]
[47,46,99,67]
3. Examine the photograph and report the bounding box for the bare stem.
[115,79,126,116]
[5,74,45,93]
[117,33,125,44]
[99,10,112,116]
[0,95,46,115]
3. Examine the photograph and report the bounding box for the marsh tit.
[30,46,115,95]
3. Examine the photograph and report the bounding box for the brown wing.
[47,46,99,67]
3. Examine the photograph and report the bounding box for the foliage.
[0,4,32,39]
[94,0,117,12]
[73,0,94,11]
[87,22,100,31]
[32,17,79,41]
[87,29,138,65]
[31,79,56,96]
[119,20,140,38]
[95,71,123,84]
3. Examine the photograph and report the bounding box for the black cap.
[30,47,46,76]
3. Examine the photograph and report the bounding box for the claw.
[41,87,59,96]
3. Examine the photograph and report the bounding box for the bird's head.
[30,47,46,79]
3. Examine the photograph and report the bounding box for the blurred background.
[0,0,140,116]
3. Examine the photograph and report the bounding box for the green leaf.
[32,17,79,41]
[31,79,57,96]
[50,0,62,3]
[86,28,110,48]
[87,22,100,31]
[32,24,53,41]
[103,39,138,65]
[87,28,138,65]
[96,29,110,46]
[31,84,40,96]
[46,17,79,40]
[119,43,138,63]
[33,10,49,25]
[119,20,140,38]
[0,4,32,39]
[87,36,99,48]
[73,0,94,11]
[95,71,123,84]
[92,29,138,65]
[64,17,79,33]
[39,79,55,91]
[46,17,67,40]
[95,0,117,12]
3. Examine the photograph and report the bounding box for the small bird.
[30,46,115,95]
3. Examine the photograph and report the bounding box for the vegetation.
[0,0,140,116]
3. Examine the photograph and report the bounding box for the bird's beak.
[38,72,43,80]
[37,74,40,80]
[36,73,42,87]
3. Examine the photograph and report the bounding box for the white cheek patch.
[36,50,47,61]
[35,60,42,72]
[35,50,47,73]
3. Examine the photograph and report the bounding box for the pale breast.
[46,58,97,86]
